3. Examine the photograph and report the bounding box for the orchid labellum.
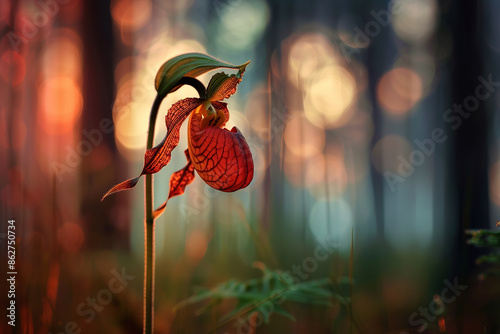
[102,53,254,216]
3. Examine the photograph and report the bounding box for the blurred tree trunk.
[450,0,489,331]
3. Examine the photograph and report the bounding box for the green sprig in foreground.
[467,229,500,277]
[175,263,350,328]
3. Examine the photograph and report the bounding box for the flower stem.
[143,78,206,334]
[144,94,162,334]
[144,197,155,334]
[178,76,207,99]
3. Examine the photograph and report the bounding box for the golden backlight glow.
[377,68,423,116]
[287,32,338,84]
[42,31,83,82]
[114,99,150,151]
[305,66,356,128]
[392,0,438,44]
[113,39,206,158]
[286,31,357,129]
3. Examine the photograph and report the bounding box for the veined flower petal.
[101,97,202,200]
[142,97,203,174]
[188,112,254,192]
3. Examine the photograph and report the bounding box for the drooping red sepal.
[153,150,196,218]
[101,98,202,201]
[188,113,254,192]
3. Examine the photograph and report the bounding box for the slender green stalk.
[143,78,206,334]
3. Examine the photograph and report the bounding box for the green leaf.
[467,229,500,248]
[476,252,500,264]
[219,301,257,323]
[273,305,296,321]
[175,267,350,326]
[154,53,249,98]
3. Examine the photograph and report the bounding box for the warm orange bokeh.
[377,67,423,116]
[111,0,152,31]
[38,77,83,134]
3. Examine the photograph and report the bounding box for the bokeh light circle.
[377,68,423,116]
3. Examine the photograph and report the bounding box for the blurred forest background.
[1,0,500,333]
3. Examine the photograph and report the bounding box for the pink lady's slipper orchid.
[102,53,254,213]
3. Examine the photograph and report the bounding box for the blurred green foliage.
[467,229,500,277]
[175,263,350,326]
